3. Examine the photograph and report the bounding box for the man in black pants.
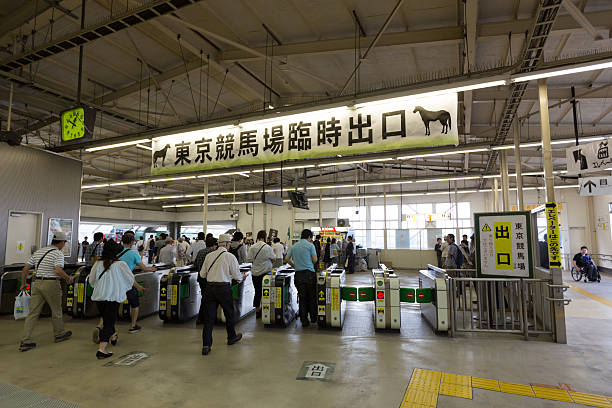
[285,229,318,327]
[200,234,244,356]
[194,236,218,324]
[345,236,355,274]
[573,246,601,282]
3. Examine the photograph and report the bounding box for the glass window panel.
[386,230,396,249]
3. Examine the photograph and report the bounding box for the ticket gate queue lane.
[317,264,348,329]
[262,265,299,328]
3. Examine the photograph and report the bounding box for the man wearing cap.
[18,232,73,351]
[200,234,245,356]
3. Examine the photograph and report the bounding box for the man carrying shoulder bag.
[19,232,73,352]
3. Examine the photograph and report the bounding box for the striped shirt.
[27,246,64,278]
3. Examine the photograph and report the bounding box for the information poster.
[475,212,533,278]
[47,218,73,257]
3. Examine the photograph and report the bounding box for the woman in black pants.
[89,240,135,359]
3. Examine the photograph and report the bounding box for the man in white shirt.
[158,237,176,265]
[19,232,73,352]
[187,232,207,263]
[271,238,284,268]
[200,234,245,355]
[248,230,276,317]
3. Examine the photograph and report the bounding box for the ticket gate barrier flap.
[416,288,432,303]
[358,287,374,302]
[400,288,415,303]
[341,286,358,301]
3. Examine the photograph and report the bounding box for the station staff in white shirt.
[19,232,73,352]
[199,234,245,355]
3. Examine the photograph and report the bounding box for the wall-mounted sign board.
[475,212,533,278]
[151,93,458,175]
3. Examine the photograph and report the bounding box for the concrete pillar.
[500,150,510,211]
[538,78,566,344]
[493,178,499,212]
[513,121,524,210]
[202,181,208,233]
[538,79,555,203]
[383,164,388,250]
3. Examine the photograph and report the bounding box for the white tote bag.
[14,291,31,320]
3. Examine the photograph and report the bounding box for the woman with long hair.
[89,240,134,359]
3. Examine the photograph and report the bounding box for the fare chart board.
[475,212,533,278]
[151,92,458,175]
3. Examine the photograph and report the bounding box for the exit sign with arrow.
[579,176,612,196]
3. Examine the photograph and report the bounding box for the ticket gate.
[1,264,80,315]
[68,266,98,318]
[371,265,401,330]
[317,265,348,329]
[118,264,172,321]
[262,266,298,327]
[0,265,27,314]
[418,268,448,332]
[159,266,201,322]
[215,263,256,323]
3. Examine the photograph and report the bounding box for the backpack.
[228,243,242,261]
[452,243,464,267]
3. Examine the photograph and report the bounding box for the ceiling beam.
[218,10,612,63]
[0,2,53,39]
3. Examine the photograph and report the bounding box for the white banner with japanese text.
[151,93,458,175]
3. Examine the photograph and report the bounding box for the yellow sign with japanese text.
[545,202,562,268]
[493,222,513,270]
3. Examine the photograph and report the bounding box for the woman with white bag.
[89,240,134,359]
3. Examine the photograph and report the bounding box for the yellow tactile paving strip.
[400,368,612,408]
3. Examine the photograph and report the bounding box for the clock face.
[61,107,86,141]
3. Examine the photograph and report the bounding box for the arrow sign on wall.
[579,176,612,196]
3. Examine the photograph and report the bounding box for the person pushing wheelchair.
[573,246,601,283]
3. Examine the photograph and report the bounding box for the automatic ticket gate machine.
[158,266,201,322]
[418,267,448,333]
[316,264,351,329]
[262,265,299,327]
[0,264,28,314]
[215,263,256,323]
[68,266,98,318]
[118,264,172,321]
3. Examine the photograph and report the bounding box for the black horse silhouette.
[413,106,451,135]
[153,144,171,167]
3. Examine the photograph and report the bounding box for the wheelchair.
[571,264,601,282]
[570,266,584,282]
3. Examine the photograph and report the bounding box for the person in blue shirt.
[285,229,318,327]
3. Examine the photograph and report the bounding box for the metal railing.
[426,265,564,341]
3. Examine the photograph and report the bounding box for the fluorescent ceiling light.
[197,171,251,178]
[318,158,394,167]
[154,176,197,182]
[511,59,612,83]
[82,183,110,189]
[109,180,147,187]
[85,139,150,152]
[252,165,316,173]
[136,144,153,151]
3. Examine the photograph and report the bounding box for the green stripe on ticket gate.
[341,286,358,301]
[358,287,374,302]
[232,284,238,299]
[180,283,190,299]
[415,288,432,303]
[400,288,415,303]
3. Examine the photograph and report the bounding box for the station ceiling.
[1,0,612,210]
